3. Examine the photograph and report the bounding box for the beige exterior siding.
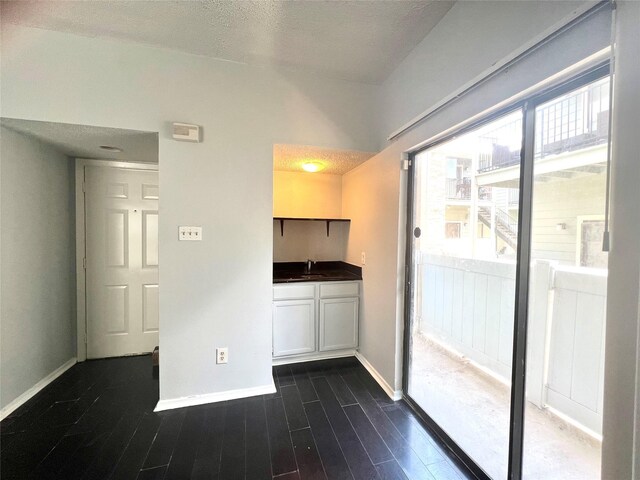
[531,173,606,265]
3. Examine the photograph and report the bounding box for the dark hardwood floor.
[0,355,472,480]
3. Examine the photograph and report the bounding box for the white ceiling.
[274,144,375,175]
[1,118,159,163]
[1,0,454,84]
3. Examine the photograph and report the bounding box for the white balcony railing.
[416,254,606,436]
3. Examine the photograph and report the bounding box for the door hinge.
[83,257,87,269]
[82,181,86,193]
[84,331,87,344]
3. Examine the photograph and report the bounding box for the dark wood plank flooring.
[0,355,473,480]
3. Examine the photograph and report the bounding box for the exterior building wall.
[531,172,606,265]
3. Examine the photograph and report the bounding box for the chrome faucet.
[306,259,313,273]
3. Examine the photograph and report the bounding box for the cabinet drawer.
[319,282,359,298]
[273,284,316,300]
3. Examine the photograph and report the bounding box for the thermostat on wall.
[172,122,201,142]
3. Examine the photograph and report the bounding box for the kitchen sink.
[273,272,332,282]
[272,265,361,283]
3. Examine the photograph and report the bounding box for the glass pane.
[407,110,523,479]
[522,76,609,479]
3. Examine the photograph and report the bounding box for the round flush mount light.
[301,162,324,173]
[99,145,123,153]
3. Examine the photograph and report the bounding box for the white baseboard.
[355,351,402,401]
[272,349,356,366]
[0,357,77,420]
[154,381,277,412]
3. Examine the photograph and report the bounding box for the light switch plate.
[178,226,202,241]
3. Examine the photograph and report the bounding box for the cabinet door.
[319,297,359,352]
[273,299,316,357]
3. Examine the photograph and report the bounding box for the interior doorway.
[0,119,160,362]
[81,162,159,359]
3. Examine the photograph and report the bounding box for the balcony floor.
[408,333,601,479]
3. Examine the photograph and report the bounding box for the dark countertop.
[273,261,362,284]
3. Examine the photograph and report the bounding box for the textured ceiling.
[1,118,159,163]
[1,0,453,84]
[274,144,375,175]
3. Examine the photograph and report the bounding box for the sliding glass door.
[406,110,523,479]
[404,68,609,479]
[521,75,609,480]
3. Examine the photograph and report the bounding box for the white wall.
[273,171,349,262]
[376,0,596,148]
[0,126,76,410]
[342,153,404,390]
[273,220,348,263]
[273,170,342,218]
[273,171,347,262]
[0,24,378,403]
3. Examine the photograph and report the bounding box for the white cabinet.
[272,281,360,360]
[319,282,359,298]
[272,299,316,357]
[319,297,359,351]
[273,283,315,301]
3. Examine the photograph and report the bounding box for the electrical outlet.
[361,252,366,265]
[178,226,203,241]
[216,347,228,364]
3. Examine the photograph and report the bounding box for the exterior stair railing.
[478,206,518,249]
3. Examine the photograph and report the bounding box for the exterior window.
[579,218,607,268]
[445,222,461,238]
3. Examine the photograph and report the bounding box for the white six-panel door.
[85,165,159,358]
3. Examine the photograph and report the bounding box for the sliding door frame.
[402,62,610,480]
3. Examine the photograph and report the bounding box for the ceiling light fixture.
[302,162,324,173]
[99,145,123,153]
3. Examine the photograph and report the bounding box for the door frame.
[401,63,610,479]
[75,159,159,362]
